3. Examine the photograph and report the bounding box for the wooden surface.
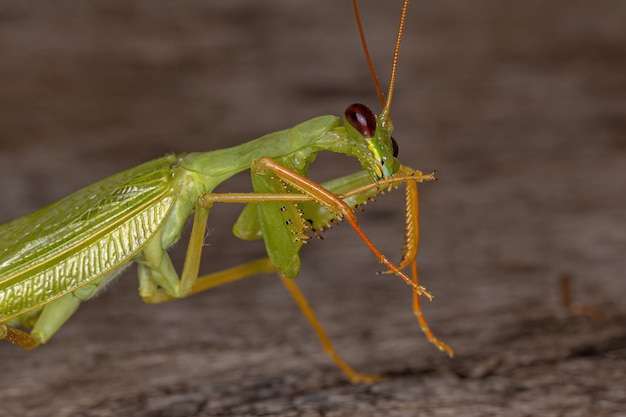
[1,1,625,416]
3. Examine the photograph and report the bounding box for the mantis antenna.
[352,0,409,115]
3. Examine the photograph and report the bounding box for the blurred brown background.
[0,1,624,416]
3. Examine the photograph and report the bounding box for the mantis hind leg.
[0,271,125,350]
[0,323,39,349]
[0,292,81,349]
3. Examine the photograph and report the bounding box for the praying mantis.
[0,0,452,383]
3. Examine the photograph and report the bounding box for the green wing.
[0,155,180,319]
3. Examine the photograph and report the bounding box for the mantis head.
[344,103,399,180]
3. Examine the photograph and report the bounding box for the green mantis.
[0,0,452,383]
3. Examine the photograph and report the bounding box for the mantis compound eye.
[345,103,376,139]
[391,136,399,157]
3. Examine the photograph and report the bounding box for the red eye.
[345,103,376,138]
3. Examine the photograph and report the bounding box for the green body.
[0,111,400,343]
